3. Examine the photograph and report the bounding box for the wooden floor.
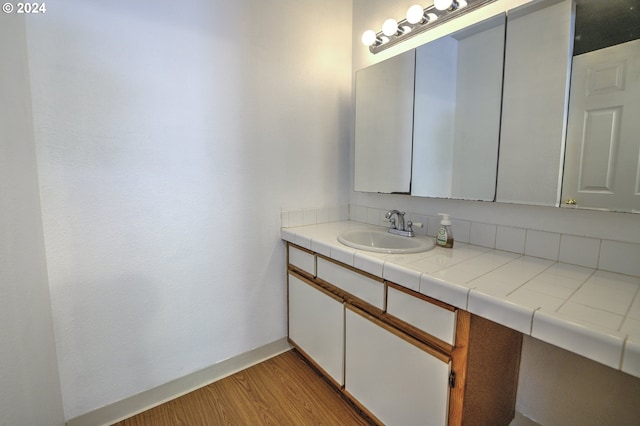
[114,349,371,426]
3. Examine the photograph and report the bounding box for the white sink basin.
[337,229,435,254]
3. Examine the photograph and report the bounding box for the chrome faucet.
[385,210,405,231]
[385,210,416,237]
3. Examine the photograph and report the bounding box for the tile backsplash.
[280,205,350,228]
[281,204,640,278]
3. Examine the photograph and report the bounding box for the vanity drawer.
[386,285,456,346]
[317,257,384,310]
[288,245,316,276]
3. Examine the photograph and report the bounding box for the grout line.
[619,286,640,332]
[553,268,597,313]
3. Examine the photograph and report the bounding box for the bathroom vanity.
[282,220,640,425]
[286,241,521,425]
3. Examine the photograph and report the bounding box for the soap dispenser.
[437,213,454,248]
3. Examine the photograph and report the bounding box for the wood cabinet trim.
[288,339,344,391]
[287,242,315,256]
[448,310,471,426]
[342,389,384,426]
[384,283,456,353]
[314,277,385,318]
[288,271,344,304]
[288,264,315,281]
[347,304,451,364]
[382,313,455,354]
[387,280,456,312]
[316,253,385,283]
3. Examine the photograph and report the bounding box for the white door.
[562,39,640,212]
[288,273,344,386]
[345,307,450,426]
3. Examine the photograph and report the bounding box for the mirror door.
[412,15,505,200]
[354,50,415,194]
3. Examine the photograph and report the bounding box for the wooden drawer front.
[289,245,315,276]
[387,286,456,345]
[317,257,384,310]
[288,273,344,386]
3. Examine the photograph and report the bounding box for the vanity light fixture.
[434,0,464,11]
[406,4,438,25]
[361,30,385,47]
[362,0,495,54]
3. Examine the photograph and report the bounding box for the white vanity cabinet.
[288,273,344,386]
[345,305,450,426]
[286,243,522,426]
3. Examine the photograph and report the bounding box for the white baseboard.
[66,338,292,426]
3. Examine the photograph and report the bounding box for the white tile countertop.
[281,221,640,379]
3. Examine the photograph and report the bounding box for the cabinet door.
[497,0,573,206]
[288,273,344,386]
[345,307,450,426]
[354,49,414,193]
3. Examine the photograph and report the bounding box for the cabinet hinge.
[449,371,456,388]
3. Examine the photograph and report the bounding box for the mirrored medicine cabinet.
[354,14,505,201]
[353,0,640,213]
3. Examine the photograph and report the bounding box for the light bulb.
[406,4,426,24]
[434,0,454,11]
[382,18,399,37]
[362,30,378,46]
[426,12,438,22]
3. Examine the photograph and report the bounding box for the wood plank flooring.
[114,349,372,426]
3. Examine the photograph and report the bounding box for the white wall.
[0,13,65,426]
[26,0,352,419]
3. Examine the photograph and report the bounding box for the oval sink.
[337,230,435,254]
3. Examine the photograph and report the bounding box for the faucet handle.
[407,221,423,229]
